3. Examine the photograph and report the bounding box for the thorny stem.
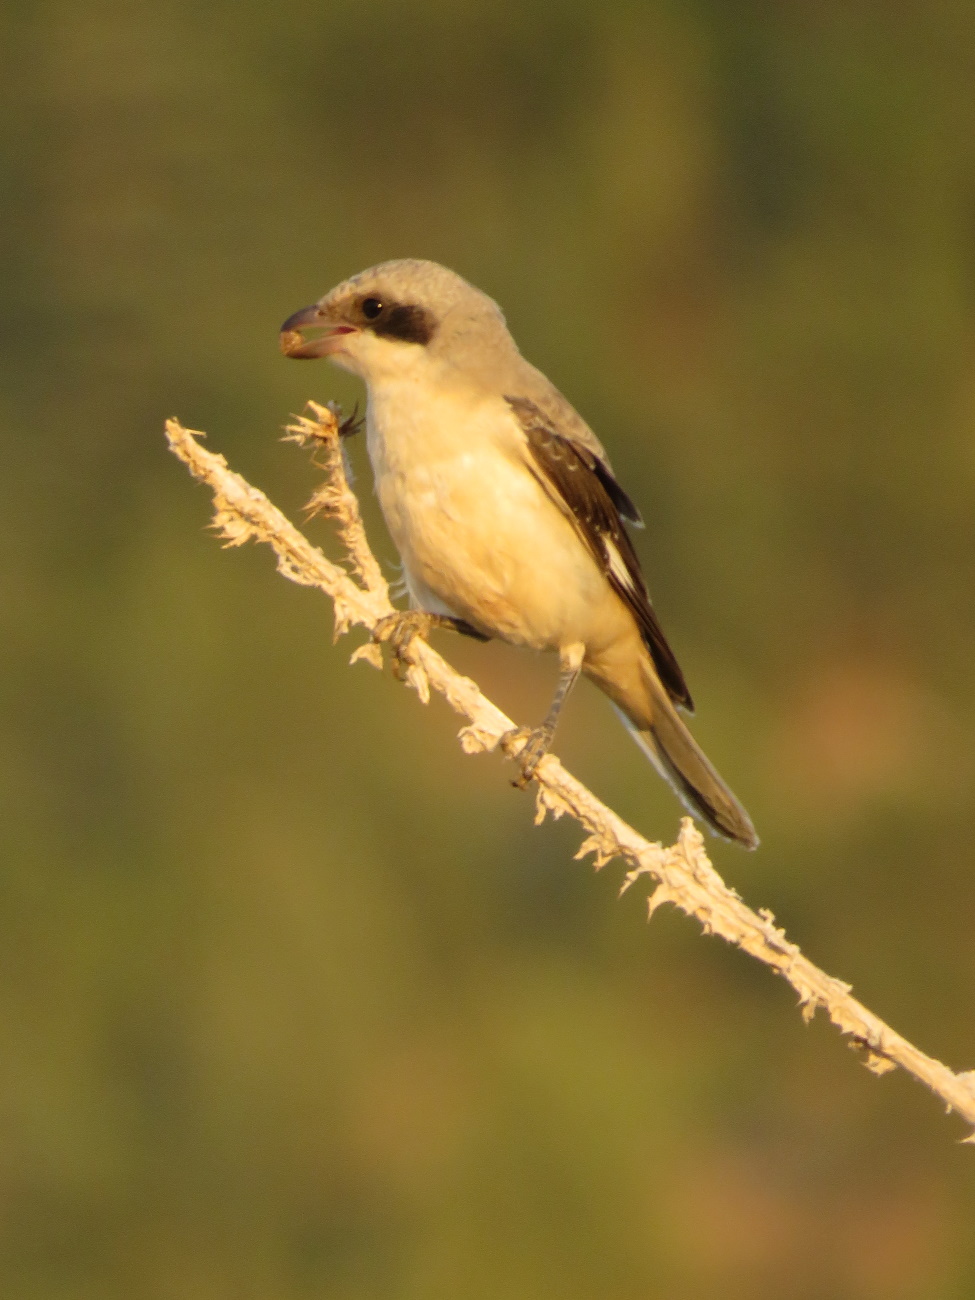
[165,404,975,1142]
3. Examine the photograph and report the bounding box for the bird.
[280,259,758,848]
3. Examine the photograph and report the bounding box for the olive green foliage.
[2,2,975,1296]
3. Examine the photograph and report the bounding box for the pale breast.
[366,382,623,652]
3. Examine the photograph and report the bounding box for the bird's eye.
[361,297,384,320]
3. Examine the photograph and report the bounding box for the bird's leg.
[372,610,489,680]
[506,643,585,788]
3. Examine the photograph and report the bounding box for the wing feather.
[505,395,693,711]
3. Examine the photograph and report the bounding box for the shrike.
[281,259,757,848]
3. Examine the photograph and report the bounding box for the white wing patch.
[602,535,636,593]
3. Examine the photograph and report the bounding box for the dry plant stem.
[165,407,975,1141]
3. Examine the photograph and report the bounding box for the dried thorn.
[350,641,384,671]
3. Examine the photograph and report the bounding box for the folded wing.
[505,395,693,712]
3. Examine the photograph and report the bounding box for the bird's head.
[280,259,517,388]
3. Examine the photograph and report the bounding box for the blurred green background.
[2,1,975,1296]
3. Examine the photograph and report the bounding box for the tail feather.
[613,678,758,850]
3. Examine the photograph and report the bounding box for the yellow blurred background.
[2,2,974,1296]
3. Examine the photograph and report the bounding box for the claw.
[372,610,434,646]
[502,725,553,788]
[372,610,435,679]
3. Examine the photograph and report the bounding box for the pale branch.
[165,405,975,1141]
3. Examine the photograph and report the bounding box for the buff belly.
[373,442,624,653]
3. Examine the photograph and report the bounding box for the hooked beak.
[279,304,359,359]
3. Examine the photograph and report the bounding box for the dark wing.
[505,395,693,711]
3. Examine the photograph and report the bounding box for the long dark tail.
[617,667,759,849]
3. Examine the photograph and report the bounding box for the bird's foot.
[372,610,437,680]
[502,725,554,789]
[373,611,489,678]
